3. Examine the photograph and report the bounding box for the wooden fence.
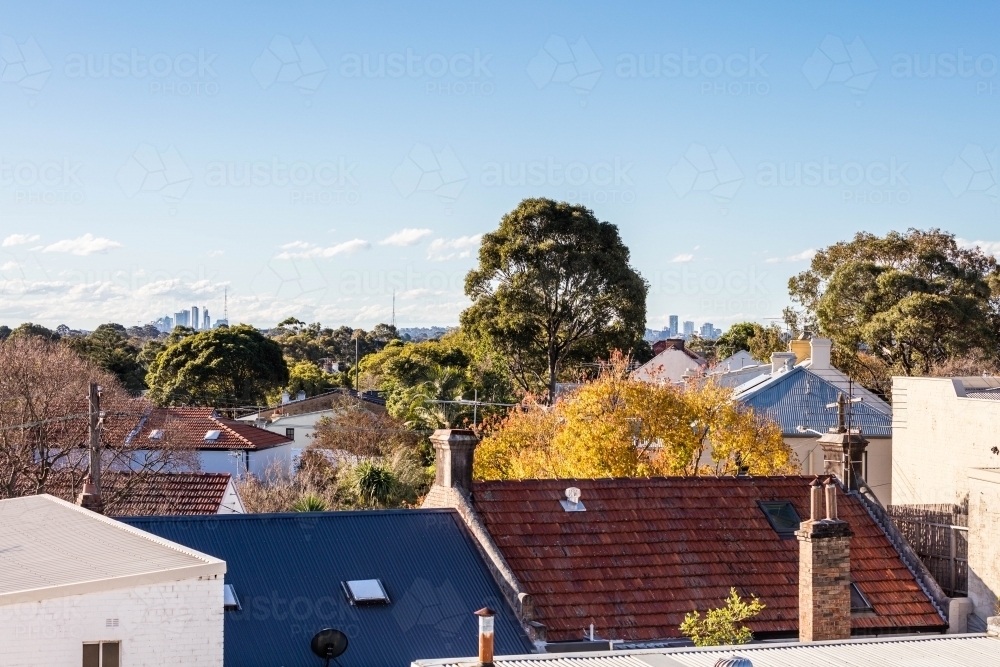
[887,504,968,597]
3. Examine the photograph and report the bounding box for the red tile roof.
[48,472,237,517]
[134,407,292,450]
[471,476,945,643]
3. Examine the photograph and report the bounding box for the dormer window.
[758,500,801,539]
[204,430,222,441]
[148,429,164,441]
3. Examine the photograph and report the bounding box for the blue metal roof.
[734,366,892,437]
[123,509,532,667]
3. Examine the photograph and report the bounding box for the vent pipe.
[475,607,495,666]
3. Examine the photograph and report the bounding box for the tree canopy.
[145,324,288,406]
[270,321,399,368]
[461,198,648,401]
[474,356,795,480]
[66,323,147,394]
[788,229,1000,376]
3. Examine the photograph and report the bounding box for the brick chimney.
[76,479,104,514]
[430,429,479,497]
[809,337,832,370]
[796,478,853,642]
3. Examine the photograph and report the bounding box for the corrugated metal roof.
[735,367,892,437]
[124,509,532,667]
[0,494,224,605]
[413,635,997,667]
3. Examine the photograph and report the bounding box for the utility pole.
[355,335,359,395]
[78,382,105,514]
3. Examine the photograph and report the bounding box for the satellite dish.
[311,628,348,665]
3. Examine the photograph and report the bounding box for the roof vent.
[342,579,390,605]
[204,429,222,441]
[560,487,586,512]
[715,657,752,667]
[148,429,164,441]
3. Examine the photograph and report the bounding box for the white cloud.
[42,234,122,256]
[671,253,694,263]
[2,233,40,247]
[958,238,1000,259]
[1,261,18,271]
[277,238,371,260]
[765,248,817,263]
[379,228,433,247]
[427,234,482,261]
[207,250,225,258]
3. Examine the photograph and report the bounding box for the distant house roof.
[45,472,244,516]
[0,494,225,606]
[734,366,892,437]
[134,407,293,450]
[124,509,533,666]
[710,349,763,373]
[470,477,945,644]
[633,340,708,384]
[414,634,999,667]
[243,388,386,422]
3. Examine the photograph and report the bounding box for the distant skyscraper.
[155,316,173,333]
[669,315,679,337]
[683,321,695,337]
[174,310,189,327]
[203,309,210,330]
[700,322,715,339]
[191,306,200,331]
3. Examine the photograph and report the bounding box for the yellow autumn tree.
[474,354,797,480]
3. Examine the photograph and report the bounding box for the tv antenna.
[310,628,348,667]
[391,289,395,328]
[224,287,228,321]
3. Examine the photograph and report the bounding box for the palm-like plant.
[354,461,398,507]
[291,493,329,512]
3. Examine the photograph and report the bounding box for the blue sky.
[1,0,998,331]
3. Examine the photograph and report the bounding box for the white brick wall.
[892,377,1000,506]
[968,469,1000,621]
[0,576,223,667]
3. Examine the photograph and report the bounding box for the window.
[204,429,222,441]
[83,642,120,667]
[224,583,242,611]
[148,429,164,441]
[758,500,802,539]
[285,427,295,439]
[342,579,390,605]
[851,582,875,613]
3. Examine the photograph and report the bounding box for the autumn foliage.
[474,354,796,480]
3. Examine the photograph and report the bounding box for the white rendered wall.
[968,469,1000,622]
[0,577,223,667]
[892,377,1000,506]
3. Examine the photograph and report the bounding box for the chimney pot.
[809,338,832,370]
[77,479,104,514]
[475,607,496,666]
[430,429,479,496]
[824,479,838,520]
[809,477,823,521]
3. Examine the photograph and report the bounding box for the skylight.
[204,429,222,441]
[148,429,164,441]
[758,500,802,539]
[851,582,874,614]
[342,579,390,605]
[224,584,241,611]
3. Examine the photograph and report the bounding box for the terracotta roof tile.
[134,407,292,450]
[47,472,236,517]
[472,476,945,643]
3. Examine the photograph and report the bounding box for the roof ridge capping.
[409,633,992,666]
[0,494,225,607]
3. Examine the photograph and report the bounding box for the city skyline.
[0,1,998,330]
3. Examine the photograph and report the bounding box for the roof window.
[850,582,874,613]
[224,584,242,611]
[204,429,222,441]
[342,579,390,605]
[148,429,164,441]
[758,500,801,539]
